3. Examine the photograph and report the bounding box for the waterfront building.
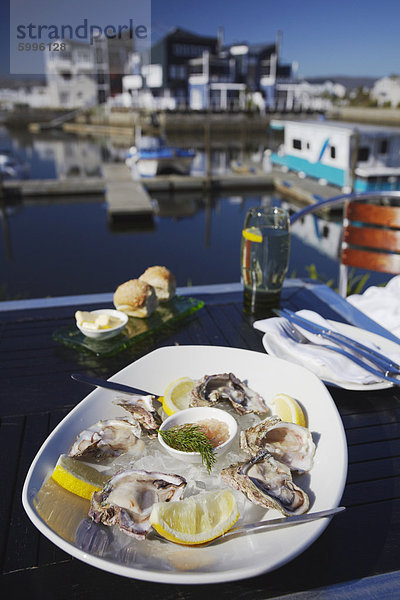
[186,34,297,111]
[188,50,246,110]
[149,28,218,109]
[371,75,400,108]
[45,40,101,108]
[45,31,134,108]
[0,84,51,109]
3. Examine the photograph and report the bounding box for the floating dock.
[272,170,343,210]
[101,164,153,221]
[1,166,344,219]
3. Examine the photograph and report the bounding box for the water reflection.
[1,126,391,300]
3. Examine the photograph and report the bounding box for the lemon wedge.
[149,489,239,545]
[242,226,263,243]
[162,376,196,416]
[50,454,110,500]
[272,393,307,427]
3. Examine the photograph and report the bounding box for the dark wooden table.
[1,280,399,599]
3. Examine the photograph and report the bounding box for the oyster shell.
[240,417,315,473]
[114,394,162,437]
[88,469,187,539]
[190,373,268,415]
[220,451,309,516]
[69,418,144,460]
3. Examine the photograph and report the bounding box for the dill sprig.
[160,424,216,473]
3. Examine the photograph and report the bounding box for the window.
[379,139,388,154]
[96,48,104,64]
[358,147,370,162]
[172,43,210,58]
[292,139,302,150]
[330,146,336,159]
[169,64,186,79]
[59,92,69,104]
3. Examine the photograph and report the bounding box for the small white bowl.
[76,308,128,340]
[158,407,238,464]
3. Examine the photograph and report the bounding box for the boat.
[125,135,195,179]
[0,150,29,180]
[269,119,400,192]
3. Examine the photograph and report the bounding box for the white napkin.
[253,309,400,385]
[347,275,400,338]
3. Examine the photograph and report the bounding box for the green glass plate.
[52,296,204,357]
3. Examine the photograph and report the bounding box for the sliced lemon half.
[150,489,239,545]
[162,376,196,416]
[242,226,263,243]
[272,393,307,427]
[50,454,110,500]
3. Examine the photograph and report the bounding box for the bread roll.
[139,266,176,302]
[113,279,158,318]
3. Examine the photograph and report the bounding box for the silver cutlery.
[71,373,160,401]
[277,308,400,375]
[151,506,345,547]
[279,321,400,386]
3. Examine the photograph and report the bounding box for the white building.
[277,80,346,112]
[45,40,106,109]
[371,76,400,107]
[0,85,51,109]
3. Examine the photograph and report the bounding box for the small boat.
[270,119,400,192]
[230,160,259,174]
[0,150,29,180]
[125,135,195,179]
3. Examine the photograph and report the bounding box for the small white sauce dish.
[75,308,128,340]
[158,406,238,464]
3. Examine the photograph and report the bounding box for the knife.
[277,309,400,375]
[71,373,160,401]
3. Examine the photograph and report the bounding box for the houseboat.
[270,119,400,192]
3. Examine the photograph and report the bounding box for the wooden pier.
[101,164,153,221]
[272,170,343,209]
[1,166,343,219]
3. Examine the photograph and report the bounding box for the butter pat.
[75,310,122,331]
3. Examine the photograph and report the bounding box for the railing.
[290,190,400,224]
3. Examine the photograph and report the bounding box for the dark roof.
[158,27,217,44]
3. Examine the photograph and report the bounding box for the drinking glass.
[240,206,290,316]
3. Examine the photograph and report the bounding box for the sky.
[1,0,399,79]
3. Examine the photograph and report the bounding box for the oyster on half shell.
[114,394,162,437]
[240,417,316,473]
[68,417,144,460]
[221,451,309,516]
[88,469,187,539]
[190,373,268,415]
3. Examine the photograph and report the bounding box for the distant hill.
[305,75,379,90]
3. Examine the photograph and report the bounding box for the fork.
[279,320,400,386]
[149,506,345,547]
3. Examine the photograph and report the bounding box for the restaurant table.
[1,279,399,599]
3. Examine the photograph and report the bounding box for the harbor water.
[0,127,393,300]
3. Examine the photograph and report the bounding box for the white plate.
[263,320,400,391]
[22,345,347,584]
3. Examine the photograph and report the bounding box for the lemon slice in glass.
[242,226,263,243]
[161,376,196,416]
[272,393,307,427]
[150,489,239,545]
[51,454,110,500]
